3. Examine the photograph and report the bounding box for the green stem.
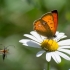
[47,62,50,70]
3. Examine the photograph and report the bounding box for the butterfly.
[33,10,58,38]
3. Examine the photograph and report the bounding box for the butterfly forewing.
[52,10,58,33]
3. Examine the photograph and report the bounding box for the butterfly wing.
[41,10,58,37]
[34,10,58,38]
[52,10,58,33]
[34,19,53,37]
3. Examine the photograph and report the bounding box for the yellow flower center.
[41,39,59,51]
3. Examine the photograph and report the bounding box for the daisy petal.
[58,48,70,55]
[55,35,67,42]
[61,35,67,39]
[56,34,67,41]
[56,33,64,38]
[30,31,43,42]
[24,34,40,43]
[46,52,51,62]
[51,52,61,63]
[55,31,59,35]
[59,46,70,49]
[19,39,30,44]
[56,51,70,60]
[58,39,70,46]
[19,39,40,48]
[40,35,47,40]
[23,43,28,46]
[36,51,45,57]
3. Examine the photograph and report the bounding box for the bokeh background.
[0,0,70,70]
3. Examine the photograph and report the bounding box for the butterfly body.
[33,10,58,38]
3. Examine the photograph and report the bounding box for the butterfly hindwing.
[34,19,53,37]
[41,13,55,36]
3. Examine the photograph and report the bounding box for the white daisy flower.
[19,31,70,64]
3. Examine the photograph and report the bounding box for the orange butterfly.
[33,10,58,38]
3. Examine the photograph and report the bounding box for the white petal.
[55,33,67,41]
[30,31,43,42]
[51,52,61,63]
[19,39,39,44]
[19,39,40,48]
[46,52,51,62]
[36,51,45,57]
[40,35,47,40]
[58,48,70,55]
[19,39,30,44]
[24,34,40,43]
[60,35,67,39]
[58,39,70,46]
[59,46,70,49]
[55,31,59,35]
[55,32,64,37]
[56,51,70,60]
[23,43,28,46]
[54,35,67,42]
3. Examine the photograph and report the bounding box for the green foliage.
[0,0,70,70]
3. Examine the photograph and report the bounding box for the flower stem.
[47,62,50,70]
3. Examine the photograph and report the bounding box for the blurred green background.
[0,0,70,70]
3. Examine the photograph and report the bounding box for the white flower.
[19,31,70,64]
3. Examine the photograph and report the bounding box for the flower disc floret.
[41,39,59,51]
